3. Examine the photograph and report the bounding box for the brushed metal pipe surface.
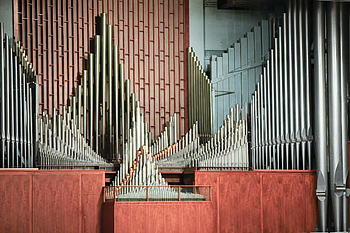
[267,59,272,169]
[101,14,107,152]
[340,3,349,230]
[288,0,296,169]
[263,67,268,168]
[107,24,113,160]
[304,0,312,170]
[0,23,4,167]
[94,35,100,154]
[83,70,87,138]
[298,0,306,170]
[88,54,94,148]
[114,45,119,158]
[278,26,285,169]
[119,63,125,155]
[293,0,301,170]
[327,2,343,230]
[282,14,290,169]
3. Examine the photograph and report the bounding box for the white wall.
[189,0,205,66]
[0,0,13,37]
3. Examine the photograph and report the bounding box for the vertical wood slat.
[14,0,188,139]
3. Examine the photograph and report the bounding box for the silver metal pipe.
[88,54,94,148]
[298,0,306,170]
[119,63,125,154]
[282,13,290,169]
[274,38,280,170]
[0,23,4,167]
[83,70,87,138]
[263,67,268,169]
[267,59,272,169]
[293,0,301,170]
[101,13,107,153]
[327,2,343,230]
[94,35,100,154]
[125,79,130,144]
[288,0,296,169]
[114,45,119,159]
[340,3,349,230]
[278,27,284,170]
[107,24,113,160]
[14,54,19,167]
[259,75,263,169]
[304,0,312,171]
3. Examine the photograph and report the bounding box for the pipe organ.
[2,0,350,230]
[0,23,37,168]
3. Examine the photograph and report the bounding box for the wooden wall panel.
[14,0,189,138]
[111,202,216,233]
[0,170,105,233]
[195,170,318,233]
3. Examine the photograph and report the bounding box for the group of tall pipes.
[57,13,180,162]
[251,0,312,171]
[0,23,37,168]
[188,47,213,141]
[154,104,249,171]
[314,1,349,232]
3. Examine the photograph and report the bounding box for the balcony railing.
[103,185,211,202]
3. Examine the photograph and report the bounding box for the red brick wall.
[13,0,189,138]
[0,169,105,233]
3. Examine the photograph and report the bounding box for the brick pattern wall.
[14,0,189,138]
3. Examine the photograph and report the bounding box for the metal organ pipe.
[0,23,37,168]
[328,2,343,231]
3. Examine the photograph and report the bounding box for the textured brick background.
[14,0,189,138]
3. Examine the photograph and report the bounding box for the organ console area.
[0,0,350,232]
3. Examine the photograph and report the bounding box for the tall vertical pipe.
[88,54,94,148]
[340,3,349,230]
[293,0,301,170]
[101,13,107,153]
[107,24,113,160]
[267,59,272,169]
[327,2,343,230]
[304,0,312,170]
[125,79,130,144]
[14,55,19,167]
[288,0,296,169]
[114,45,119,158]
[298,0,306,170]
[278,26,285,169]
[258,77,263,169]
[83,70,87,137]
[263,67,268,168]
[274,38,280,169]
[9,44,14,166]
[119,63,125,154]
[0,23,4,168]
[5,35,10,167]
[94,35,100,153]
